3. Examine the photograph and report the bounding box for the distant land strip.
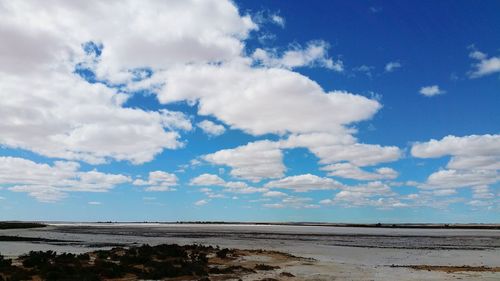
[0,222,47,230]
[47,221,500,230]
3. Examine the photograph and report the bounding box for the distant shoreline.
[2,221,499,230]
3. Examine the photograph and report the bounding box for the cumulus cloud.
[472,186,495,199]
[468,48,500,78]
[281,133,401,176]
[197,120,226,137]
[0,0,256,76]
[321,163,398,180]
[189,174,267,194]
[252,41,343,71]
[133,171,178,192]
[1,156,130,202]
[265,174,342,192]
[264,196,319,209]
[199,130,401,184]
[194,199,210,206]
[157,61,379,136]
[412,134,500,171]
[422,169,498,190]
[263,191,287,197]
[1,0,410,207]
[0,71,192,164]
[419,85,445,97]
[411,134,500,207]
[385,61,402,72]
[189,174,226,186]
[321,181,404,208]
[0,0,262,164]
[0,0,258,164]
[202,140,285,182]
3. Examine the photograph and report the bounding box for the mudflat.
[1,223,499,280]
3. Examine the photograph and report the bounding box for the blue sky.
[0,0,498,223]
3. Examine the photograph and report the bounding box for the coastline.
[1,222,499,280]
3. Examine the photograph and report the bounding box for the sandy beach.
[1,223,499,280]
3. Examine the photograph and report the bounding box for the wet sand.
[1,223,499,280]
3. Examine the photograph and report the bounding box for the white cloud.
[199,131,401,186]
[263,191,287,197]
[385,61,402,72]
[194,199,210,206]
[283,197,319,209]
[466,200,491,207]
[419,85,445,97]
[412,134,500,194]
[203,140,285,182]
[322,163,398,180]
[422,169,498,190]
[197,120,226,137]
[190,174,226,186]
[468,48,500,78]
[412,134,500,158]
[0,0,256,77]
[252,40,343,71]
[133,171,178,192]
[271,14,285,28]
[157,61,380,136]
[88,201,101,205]
[0,0,257,164]
[282,132,401,173]
[319,199,333,205]
[335,181,394,200]
[412,134,500,170]
[320,143,401,167]
[427,189,457,196]
[469,50,487,60]
[325,181,404,208]
[265,174,342,192]
[472,186,495,199]
[263,203,285,209]
[264,196,319,209]
[190,173,267,194]
[0,72,191,164]
[198,132,401,183]
[252,10,285,28]
[1,156,130,202]
[0,0,410,207]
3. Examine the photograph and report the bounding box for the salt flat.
[1,223,499,280]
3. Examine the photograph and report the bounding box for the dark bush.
[5,268,32,281]
[0,255,12,268]
[21,250,56,268]
[216,248,230,259]
[154,244,187,259]
[93,260,126,278]
[254,263,280,271]
[54,253,78,264]
[77,253,90,261]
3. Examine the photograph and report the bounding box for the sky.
[0,0,499,223]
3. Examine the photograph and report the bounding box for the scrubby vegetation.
[255,263,280,271]
[0,244,262,281]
